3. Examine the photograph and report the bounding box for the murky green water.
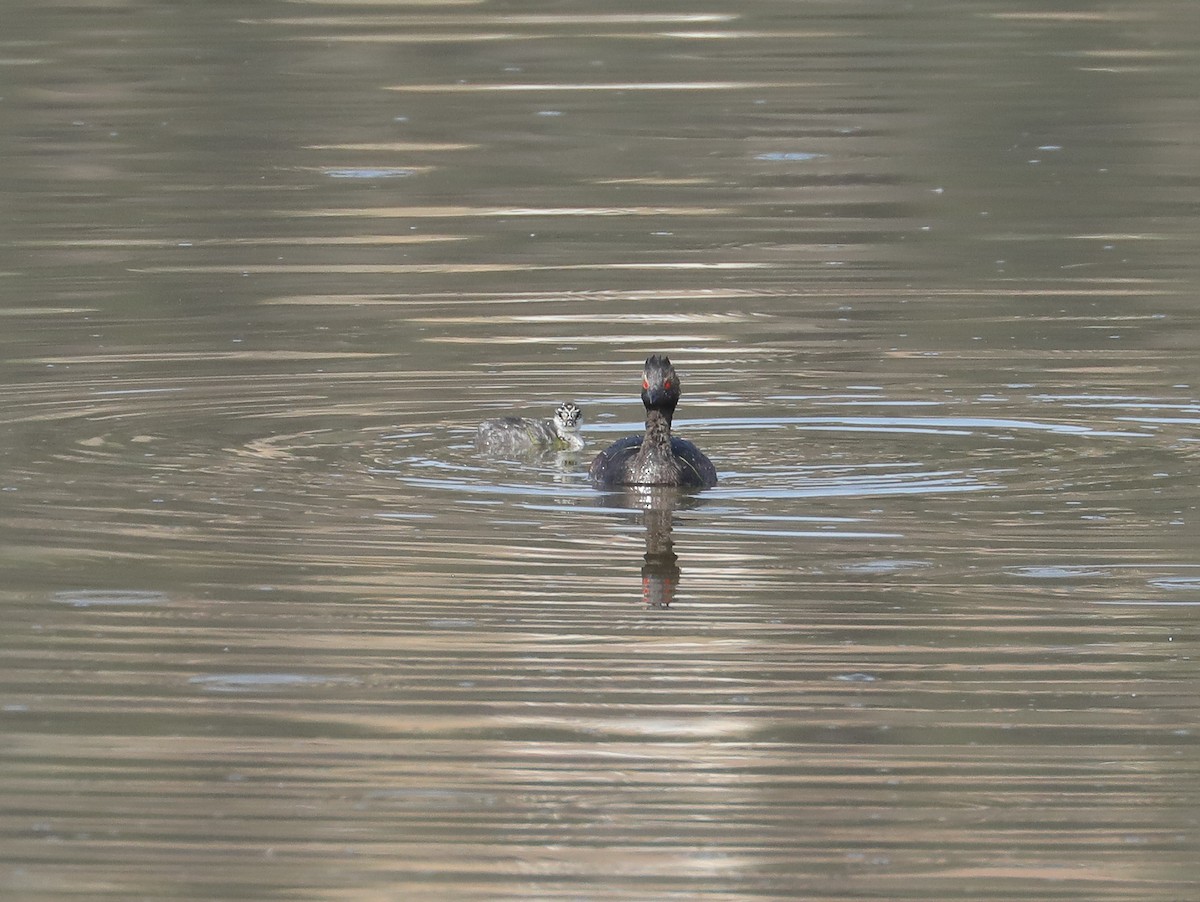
[2,2,1198,899]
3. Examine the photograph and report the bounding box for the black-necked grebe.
[589,355,717,489]
[475,402,584,453]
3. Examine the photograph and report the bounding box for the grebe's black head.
[640,354,681,412]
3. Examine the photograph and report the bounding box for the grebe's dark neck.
[629,407,681,485]
[648,400,676,427]
[645,405,674,437]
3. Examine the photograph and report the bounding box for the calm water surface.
[2,1,1199,899]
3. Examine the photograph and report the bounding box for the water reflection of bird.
[475,402,584,454]
[641,506,680,608]
[600,485,703,608]
[589,355,717,489]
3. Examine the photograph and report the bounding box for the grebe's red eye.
[642,378,649,389]
[664,379,672,389]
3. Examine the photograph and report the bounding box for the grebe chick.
[588,355,717,489]
[475,402,584,453]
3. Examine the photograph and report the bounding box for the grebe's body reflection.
[601,486,704,608]
[641,505,680,607]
